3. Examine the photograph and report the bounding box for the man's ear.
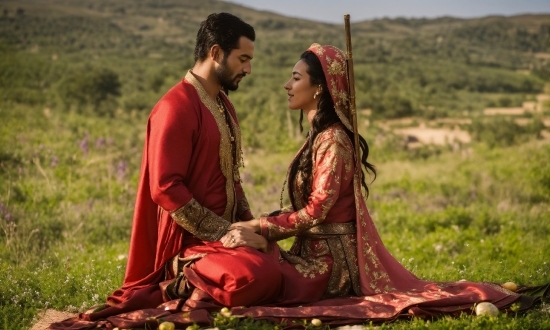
[210,44,223,63]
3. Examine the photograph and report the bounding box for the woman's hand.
[229,219,260,233]
[220,224,268,253]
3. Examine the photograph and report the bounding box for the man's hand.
[230,219,260,233]
[220,223,268,252]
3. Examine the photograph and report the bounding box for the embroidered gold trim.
[292,253,330,279]
[340,234,362,295]
[265,219,297,241]
[324,237,352,298]
[169,198,231,241]
[220,93,244,181]
[298,222,356,236]
[185,71,238,222]
[354,169,395,293]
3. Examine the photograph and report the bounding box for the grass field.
[1,103,549,329]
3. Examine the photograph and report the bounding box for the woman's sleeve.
[259,131,354,241]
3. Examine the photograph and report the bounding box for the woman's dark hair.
[289,50,376,205]
[194,13,255,62]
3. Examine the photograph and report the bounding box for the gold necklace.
[216,96,225,114]
[217,96,235,142]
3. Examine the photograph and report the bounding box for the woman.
[223,43,539,322]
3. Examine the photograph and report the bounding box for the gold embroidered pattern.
[299,222,356,236]
[330,80,349,111]
[300,223,360,298]
[310,43,325,56]
[263,218,297,241]
[342,235,362,295]
[354,173,395,293]
[220,94,244,181]
[185,71,239,222]
[295,257,329,279]
[326,56,345,76]
[324,237,352,298]
[169,198,231,241]
[281,239,332,280]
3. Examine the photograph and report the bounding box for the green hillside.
[1,0,549,150]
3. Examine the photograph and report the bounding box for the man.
[56,13,282,326]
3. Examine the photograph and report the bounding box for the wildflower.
[66,305,78,313]
[96,137,105,148]
[79,132,89,155]
[116,161,128,180]
[50,155,59,167]
[0,203,13,222]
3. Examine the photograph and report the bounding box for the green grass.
[1,104,549,329]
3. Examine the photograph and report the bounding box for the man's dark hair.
[194,13,255,62]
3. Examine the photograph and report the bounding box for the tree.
[58,67,121,116]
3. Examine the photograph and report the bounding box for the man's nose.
[244,62,251,75]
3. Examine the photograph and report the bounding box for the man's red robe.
[74,71,281,323]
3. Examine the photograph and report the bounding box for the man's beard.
[215,58,245,92]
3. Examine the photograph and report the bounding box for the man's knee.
[190,247,282,306]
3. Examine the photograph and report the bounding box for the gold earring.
[314,92,319,100]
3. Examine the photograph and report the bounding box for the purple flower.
[95,137,105,148]
[79,133,89,155]
[0,203,13,222]
[50,156,59,168]
[116,161,128,181]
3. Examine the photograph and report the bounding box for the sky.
[223,0,550,24]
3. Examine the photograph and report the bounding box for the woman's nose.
[283,80,291,90]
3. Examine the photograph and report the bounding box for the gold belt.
[298,221,356,237]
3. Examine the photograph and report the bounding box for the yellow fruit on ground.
[158,321,175,330]
[502,281,518,292]
[220,307,232,317]
[311,318,322,327]
[475,302,499,317]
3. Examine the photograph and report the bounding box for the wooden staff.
[344,14,362,181]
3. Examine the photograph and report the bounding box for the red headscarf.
[306,43,354,132]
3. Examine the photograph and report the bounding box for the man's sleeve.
[148,97,230,241]
[235,180,253,220]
